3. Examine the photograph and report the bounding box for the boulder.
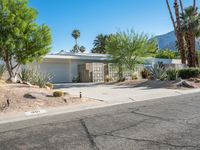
[24,92,47,100]
[176,80,195,88]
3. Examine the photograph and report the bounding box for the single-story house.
[34,52,110,83]
[33,52,183,83]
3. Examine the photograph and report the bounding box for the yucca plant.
[35,73,53,88]
[19,67,53,88]
[166,68,178,81]
[0,64,6,79]
[149,64,167,80]
[19,68,33,82]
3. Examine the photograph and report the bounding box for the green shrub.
[178,68,200,79]
[0,64,6,79]
[53,91,64,97]
[132,74,138,80]
[105,75,112,82]
[46,82,54,89]
[35,73,52,88]
[166,68,178,80]
[72,76,81,83]
[149,64,166,80]
[141,69,149,79]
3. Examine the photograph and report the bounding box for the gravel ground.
[0,83,89,115]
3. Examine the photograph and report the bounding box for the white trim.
[44,52,110,61]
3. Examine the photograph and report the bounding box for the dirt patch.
[110,79,200,89]
[0,83,90,115]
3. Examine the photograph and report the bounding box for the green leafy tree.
[71,29,80,53]
[0,0,51,82]
[79,46,86,53]
[106,30,156,80]
[91,34,109,54]
[155,49,178,59]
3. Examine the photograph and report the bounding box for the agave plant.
[149,64,167,80]
[166,68,178,81]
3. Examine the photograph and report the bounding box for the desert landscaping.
[0,81,89,115]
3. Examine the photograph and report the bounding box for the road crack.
[92,118,150,138]
[107,134,200,149]
[80,119,100,150]
[131,111,171,121]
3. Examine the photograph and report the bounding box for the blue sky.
[29,0,198,53]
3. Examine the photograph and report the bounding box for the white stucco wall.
[33,58,71,83]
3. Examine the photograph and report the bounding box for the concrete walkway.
[55,82,200,104]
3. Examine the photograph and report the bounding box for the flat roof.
[44,52,110,61]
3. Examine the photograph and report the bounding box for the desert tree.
[0,0,52,82]
[106,29,157,80]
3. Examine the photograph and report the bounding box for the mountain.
[155,31,200,51]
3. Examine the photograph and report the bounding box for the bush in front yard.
[141,69,149,79]
[166,68,178,81]
[149,64,166,80]
[19,67,53,88]
[178,68,200,79]
[53,91,64,97]
[46,82,54,89]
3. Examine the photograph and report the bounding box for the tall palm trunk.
[174,0,186,64]
[186,33,196,67]
[166,0,186,64]
[193,0,196,9]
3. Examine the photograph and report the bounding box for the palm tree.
[180,6,200,67]
[91,34,108,54]
[166,0,186,64]
[71,29,80,53]
[79,46,86,53]
[71,45,79,53]
[72,29,80,45]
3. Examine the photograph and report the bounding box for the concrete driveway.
[1,93,200,149]
[55,82,200,104]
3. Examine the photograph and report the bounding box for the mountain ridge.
[155,31,200,51]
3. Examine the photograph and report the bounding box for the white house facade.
[33,52,183,83]
[35,53,110,83]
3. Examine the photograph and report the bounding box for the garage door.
[39,62,69,83]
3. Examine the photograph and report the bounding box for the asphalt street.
[1,93,200,150]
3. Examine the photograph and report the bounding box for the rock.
[194,79,200,83]
[176,80,195,88]
[24,92,47,100]
[188,78,195,81]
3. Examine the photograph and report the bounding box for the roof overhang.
[43,53,110,61]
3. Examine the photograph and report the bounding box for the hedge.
[178,68,200,79]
